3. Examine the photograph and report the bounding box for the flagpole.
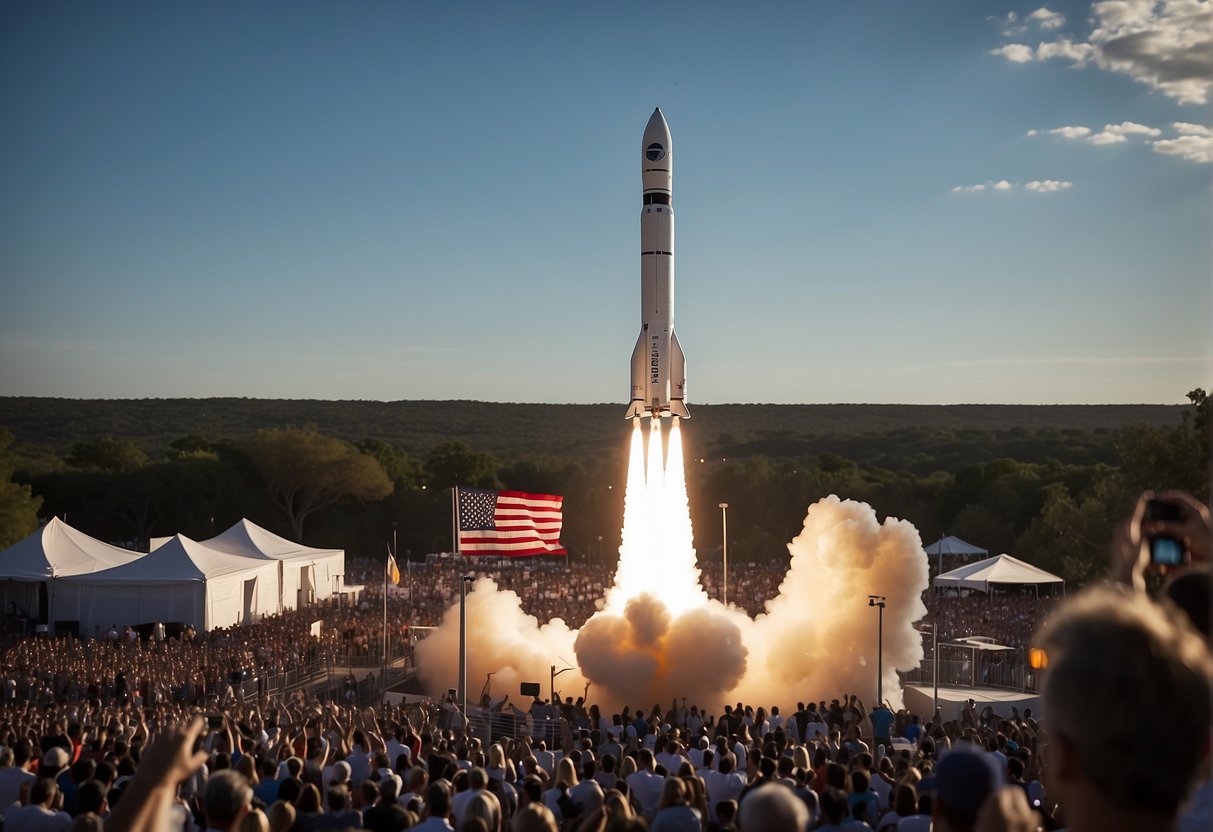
[451,486,461,556]
[383,537,390,697]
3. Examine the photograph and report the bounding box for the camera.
[1143,499,1186,567]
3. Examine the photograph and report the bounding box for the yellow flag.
[386,546,401,585]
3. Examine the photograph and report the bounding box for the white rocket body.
[626,107,689,420]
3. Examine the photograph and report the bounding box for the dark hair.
[276,776,302,804]
[78,780,107,815]
[327,785,349,811]
[294,783,322,813]
[426,781,452,816]
[31,777,58,806]
[819,786,848,823]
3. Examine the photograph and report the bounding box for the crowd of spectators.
[6,559,1208,832]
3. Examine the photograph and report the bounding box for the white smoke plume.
[416,423,930,714]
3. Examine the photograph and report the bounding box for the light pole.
[718,503,729,606]
[597,536,603,564]
[868,595,886,704]
[458,574,473,728]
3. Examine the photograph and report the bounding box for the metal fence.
[901,641,1042,693]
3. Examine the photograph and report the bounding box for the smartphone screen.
[1151,536,1184,566]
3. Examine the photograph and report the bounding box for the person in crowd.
[737,782,809,831]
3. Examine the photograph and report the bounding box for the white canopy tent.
[0,518,144,620]
[933,553,1064,595]
[53,534,279,632]
[202,519,344,611]
[924,535,989,577]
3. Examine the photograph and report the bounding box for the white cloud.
[1088,130,1129,144]
[990,43,1035,62]
[1152,134,1213,163]
[988,0,1213,104]
[1036,38,1095,63]
[1105,120,1163,136]
[989,10,1026,35]
[1174,122,1213,136]
[1025,179,1074,191]
[1028,7,1067,29]
[953,179,1071,193]
[1026,128,1040,136]
[1049,125,1093,138]
[1088,121,1163,144]
[1088,0,1213,104]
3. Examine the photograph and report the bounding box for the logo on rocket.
[626,107,689,421]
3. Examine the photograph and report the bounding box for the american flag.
[457,488,567,557]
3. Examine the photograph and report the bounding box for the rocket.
[626,107,689,420]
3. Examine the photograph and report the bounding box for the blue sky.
[1,1,1209,405]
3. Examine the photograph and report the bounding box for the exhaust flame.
[605,417,706,616]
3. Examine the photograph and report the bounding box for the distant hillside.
[0,398,1187,461]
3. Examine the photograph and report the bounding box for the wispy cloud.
[988,10,1025,36]
[1087,120,1162,144]
[989,7,1066,36]
[1035,38,1094,63]
[1024,179,1073,191]
[1047,125,1092,139]
[989,0,1213,104]
[1027,7,1066,30]
[952,179,1071,193]
[990,43,1035,63]
[1029,119,1213,163]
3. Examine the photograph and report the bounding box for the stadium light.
[718,503,729,606]
[459,574,473,729]
[868,595,887,704]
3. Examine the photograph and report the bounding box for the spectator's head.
[510,802,558,832]
[294,783,321,814]
[266,800,295,832]
[203,769,253,832]
[1039,586,1212,821]
[426,780,452,818]
[466,790,503,832]
[738,782,809,831]
[327,784,349,812]
[31,777,59,808]
[40,746,70,778]
[923,745,1004,832]
[893,782,918,816]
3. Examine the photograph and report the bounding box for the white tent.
[933,553,1064,594]
[53,534,279,632]
[202,519,344,610]
[0,518,144,620]
[924,535,989,577]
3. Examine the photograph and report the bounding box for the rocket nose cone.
[643,108,671,158]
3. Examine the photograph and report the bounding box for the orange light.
[1028,647,1048,670]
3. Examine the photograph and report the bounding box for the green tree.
[0,428,41,548]
[247,426,394,541]
[424,442,499,490]
[66,436,148,474]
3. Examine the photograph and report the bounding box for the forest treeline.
[0,394,1205,587]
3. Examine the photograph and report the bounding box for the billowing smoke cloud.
[416,425,929,714]
[415,577,585,702]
